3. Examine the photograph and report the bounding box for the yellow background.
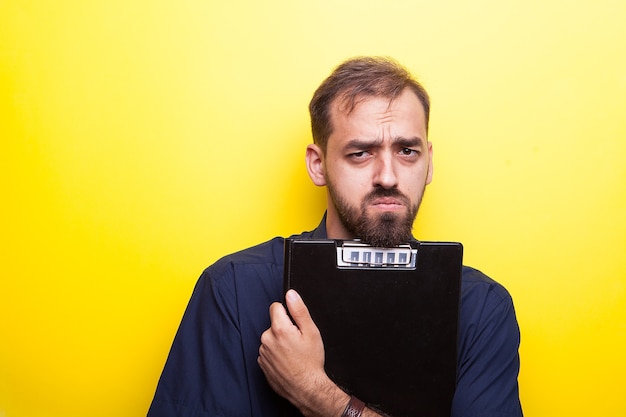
[1,1,625,416]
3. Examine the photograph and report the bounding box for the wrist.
[341,396,366,417]
[294,373,350,417]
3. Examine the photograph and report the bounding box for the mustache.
[362,187,410,205]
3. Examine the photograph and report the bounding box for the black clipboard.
[283,239,463,417]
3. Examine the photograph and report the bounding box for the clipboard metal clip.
[336,241,417,269]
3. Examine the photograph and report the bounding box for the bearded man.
[148,57,523,417]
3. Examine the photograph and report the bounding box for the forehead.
[328,89,427,140]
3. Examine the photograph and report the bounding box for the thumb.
[285,289,315,332]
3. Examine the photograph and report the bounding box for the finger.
[285,289,315,332]
[268,301,293,328]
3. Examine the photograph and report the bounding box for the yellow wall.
[1,1,625,416]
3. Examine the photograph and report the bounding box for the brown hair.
[309,56,430,152]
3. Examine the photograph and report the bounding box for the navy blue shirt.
[148,219,522,416]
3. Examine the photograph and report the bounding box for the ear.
[306,144,326,186]
[426,141,434,185]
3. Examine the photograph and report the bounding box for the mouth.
[370,197,404,211]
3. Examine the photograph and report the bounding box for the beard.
[327,180,423,248]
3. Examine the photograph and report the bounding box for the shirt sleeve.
[451,269,523,417]
[147,265,254,417]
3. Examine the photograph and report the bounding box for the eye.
[399,148,418,156]
[348,150,371,159]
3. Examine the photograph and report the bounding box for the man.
[148,57,522,417]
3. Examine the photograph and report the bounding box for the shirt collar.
[310,212,328,239]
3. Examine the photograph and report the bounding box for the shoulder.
[458,265,520,359]
[461,265,514,311]
[182,238,288,323]
[459,265,519,347]
[204,228,319,278]
[197,226,319,290]
[192,238,287,304]
[207,237,286,276]
[187,231,318,323]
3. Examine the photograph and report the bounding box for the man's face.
[319,88,433,247]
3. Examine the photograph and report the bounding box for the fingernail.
[286,289,299,302]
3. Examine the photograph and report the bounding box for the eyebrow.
[343,136,425,151]
[394,136,424,148]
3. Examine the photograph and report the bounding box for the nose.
[373,153,398,189]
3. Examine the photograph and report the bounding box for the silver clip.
[336,241,417,268]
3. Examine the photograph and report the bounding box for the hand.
[258,290,348,416]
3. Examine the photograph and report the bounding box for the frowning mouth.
[370,197,406,211]
[372,197,403,206]
[363,188,410,212]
